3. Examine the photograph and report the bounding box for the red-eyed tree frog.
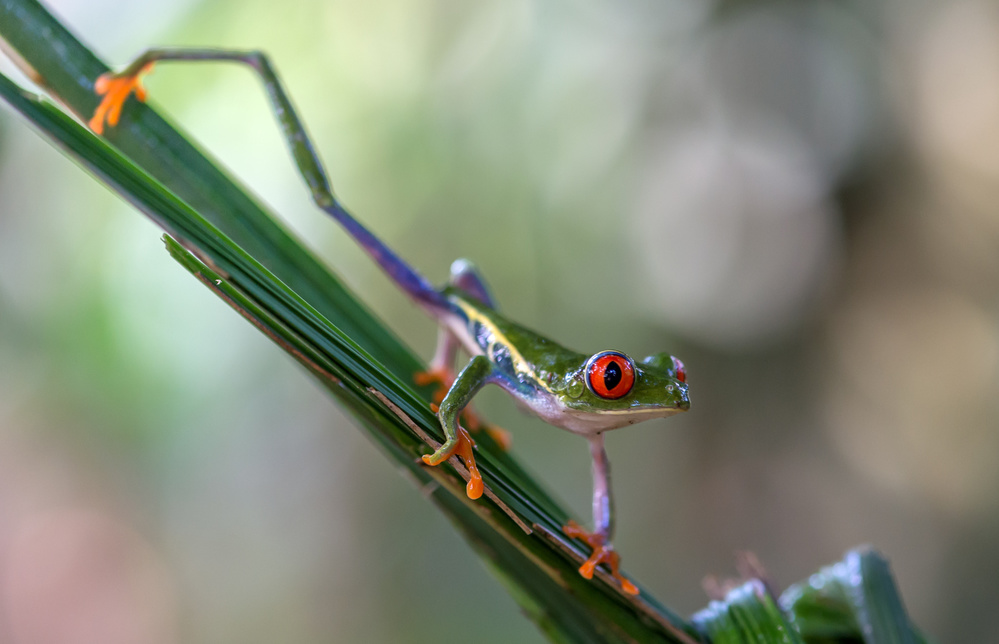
[89,49,690,595]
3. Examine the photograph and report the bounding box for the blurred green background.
[1,0,997,641]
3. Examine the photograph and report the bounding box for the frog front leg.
[414,258,496,401]
[414,259,488,401]
[563,433,640,595]
[422,355,495,500]
[415,332,511,451]
[415,261,511,449]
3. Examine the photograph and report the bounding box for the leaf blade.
[0,64,702,644]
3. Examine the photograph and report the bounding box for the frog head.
[552,350,689,433]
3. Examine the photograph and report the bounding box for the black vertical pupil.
[603,361,622,391]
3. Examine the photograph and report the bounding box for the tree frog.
[89,49,690,596]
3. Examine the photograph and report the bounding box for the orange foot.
[414,366,453,404]
[88,63,155,135]
[562,520,639,595]
[482,424,512,451]
[422,425,483,500]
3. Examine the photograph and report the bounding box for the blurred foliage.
[1,0,998,642]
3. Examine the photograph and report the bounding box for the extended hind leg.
[89,48,445,308]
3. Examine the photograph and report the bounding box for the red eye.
[586,352,635,400]
[672,356,686,383]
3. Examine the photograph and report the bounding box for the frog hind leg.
[90,48,449,313]
[422,355,499,499]
[562,433,639,595]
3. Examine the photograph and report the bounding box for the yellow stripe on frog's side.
[451,299,555,395]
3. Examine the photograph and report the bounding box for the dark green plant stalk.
[0,2,935,642]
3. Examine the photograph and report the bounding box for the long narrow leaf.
[0,65,703,644]
[0,0,417,378]
[0,3,939,643]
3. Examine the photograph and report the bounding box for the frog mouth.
[556,404,688,434]
[595,405,687,419]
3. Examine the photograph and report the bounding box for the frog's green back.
[443,289,587,390]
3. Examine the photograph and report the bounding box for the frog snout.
[675,384,690,411]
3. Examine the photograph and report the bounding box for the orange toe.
[422,426,482,500]
[452,426,482,499]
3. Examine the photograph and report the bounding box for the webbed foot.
[88,63,155,134]
[422,425,483,500]
[562,520,639,595]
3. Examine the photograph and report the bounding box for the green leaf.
[693,580,804,644]
[780,548,936,644]
[0,0,416,379]
[0,3,937,643]
[0,2,704,641]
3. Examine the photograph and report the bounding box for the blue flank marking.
[323,200,448,310]
[491,367,535,398]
